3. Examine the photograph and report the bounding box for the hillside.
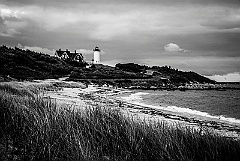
[0,45,74,80]
[116,63,215,84]
[68,63,216,88]
[0,45,215,87]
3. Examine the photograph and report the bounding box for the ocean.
[120,87,240,125]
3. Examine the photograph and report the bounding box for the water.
[120,88,240,125]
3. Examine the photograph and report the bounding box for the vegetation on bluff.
[0,83,240,161]
[116,63,215,84]
[0,45,74,80]
[0,45,215,86]
[69,63,215,88]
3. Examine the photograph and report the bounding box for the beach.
[2,78,240,160]
[13,78,240,140]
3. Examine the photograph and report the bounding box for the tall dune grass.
[0,83,240,161]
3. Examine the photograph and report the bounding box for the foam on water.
[121,92,149,102]
[121,92,240,125]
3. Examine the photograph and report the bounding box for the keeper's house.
[55,49,84,63]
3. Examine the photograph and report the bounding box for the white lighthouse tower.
[93,46,101,64]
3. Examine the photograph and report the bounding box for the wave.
[121,92,149,102]
[121,92,240,125]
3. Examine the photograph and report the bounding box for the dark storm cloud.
[200,8,240,30]
[0,13,18,37]
[98,0,240,8]
[0,16,7,36]
[1,0,240,7]
[0,16,4,28]
[202,19,240,30]
[165,32,240,57]
[0,0,85,7]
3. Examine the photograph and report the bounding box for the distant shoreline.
[66,78,240,91]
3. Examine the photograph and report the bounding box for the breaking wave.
[121,92,240,125]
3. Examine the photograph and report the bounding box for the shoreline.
[116,100,240,137]
[73,85,240,139]
[6,78,240,139]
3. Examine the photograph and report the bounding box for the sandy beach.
[12,78,240,140]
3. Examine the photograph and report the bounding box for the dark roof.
[72,53,83,60]
[55,50,83,60]
[55,50,71,57]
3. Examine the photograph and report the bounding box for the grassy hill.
[116,63,215,84]
[0,45,215,86]
[0,45,73,80]
[68,63,216,88]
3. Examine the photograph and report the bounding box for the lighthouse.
[93,46,100,64]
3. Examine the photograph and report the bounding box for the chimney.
[75,50,76,53]
[59,48,61,51]
[66,49,68,51]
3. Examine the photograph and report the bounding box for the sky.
[0,0,240,82]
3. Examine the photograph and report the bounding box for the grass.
[0,83,240,161]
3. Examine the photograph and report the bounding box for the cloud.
[200,8,240,30]
[77,48,106,55]
[0,19,20,37]
[17,43,55,55]
[0,16,8,36]
[164,43,188,52]
[0,3,210,41]
[89,22,130,41]
[206,72,240,82]
[0,8,25,19]
[203,19,240,30]
[1,0,240,8]
[76,49,93,55]
[0,7,26,36]
[1,2,239,41]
